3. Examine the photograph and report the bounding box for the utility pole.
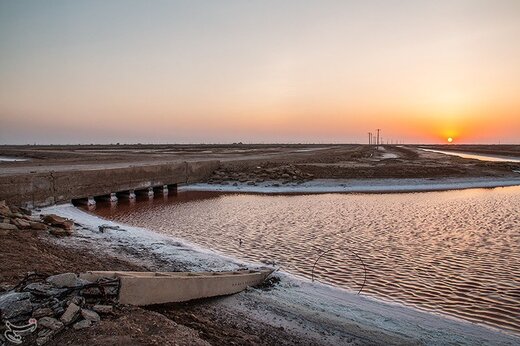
[376,129,380,147]
[368,132,372,145]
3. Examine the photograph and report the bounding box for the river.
[88,187,520,334]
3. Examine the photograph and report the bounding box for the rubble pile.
[0,200,75,237]
[0,272,119,345]
[208,165,314,186]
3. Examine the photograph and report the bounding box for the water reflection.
[420,148,520,163]
[87,187,520,334]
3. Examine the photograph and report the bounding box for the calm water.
[89,187,520,334]
[420,148,520,163]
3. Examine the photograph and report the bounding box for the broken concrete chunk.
[46,272,79,288]
[59,303,80,324]
[24,282,67,296]
[72,319,92,330]
[38,317,64,331]
[32,307,54,319]
[92,304,113,314]
[81,309,100,322]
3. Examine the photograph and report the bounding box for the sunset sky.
[1,0,519,144]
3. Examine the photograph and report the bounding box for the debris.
[49,228,73,237]
[60,303,81,324]
[81,309,100,322]
[38,316,64,331]
[92,304,113,314]
[42,214,74,230]
[32,307,54,319]
[98,224,122,232]
[47,273,81,288]
[72,319,92,330]
[30,222,47,230]
[0,222,18,231]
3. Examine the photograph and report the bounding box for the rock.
[0,229,14,236]
[36,334,52,346]
[80,286,102,296]
[30,222,47,230]
[42,214,74,230]
[98,224,121,232]
[32,307,54,319]
[46,273,80,288]
[38,317,64,331]
[0,200,10,215]
[49,228,73,236]
[24,282,67,297]
[0,222,18,231]
[81,309,100,322]
[11,218,31,229]
[60,302,80,324]
[0,292,33,320]
[72,319,92,330]
[69,296,85,306]
[92,304,113,314]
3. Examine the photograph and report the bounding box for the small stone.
[11,218,31,229]
[80,286,101,296]
[30,222,47,230]
[0,222,18,231]
[0,229,14,236]
[92,304,113,314]
[0,200,11,215]
[42,214,74,230]
[46,273,79,288]
[24,282,67,296]
[49,228,73,236]
[38,317,63,331]
[73,319,92,330]
[81,309,100,322]
[60,302,80,324]
[69,296,85,306]
[36,335,52,346]
[32,307,54,319]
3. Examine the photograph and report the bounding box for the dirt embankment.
[0,232,322,346]
[207,145,520,184]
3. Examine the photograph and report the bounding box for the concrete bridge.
[0,160,219,207]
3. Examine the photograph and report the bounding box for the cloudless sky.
[1,0,519,144]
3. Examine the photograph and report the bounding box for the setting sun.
[448,137,453,143]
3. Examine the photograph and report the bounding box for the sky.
[1,0,519,144]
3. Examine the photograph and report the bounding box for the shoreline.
[38,203,520,345]
[180,177,520,194]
